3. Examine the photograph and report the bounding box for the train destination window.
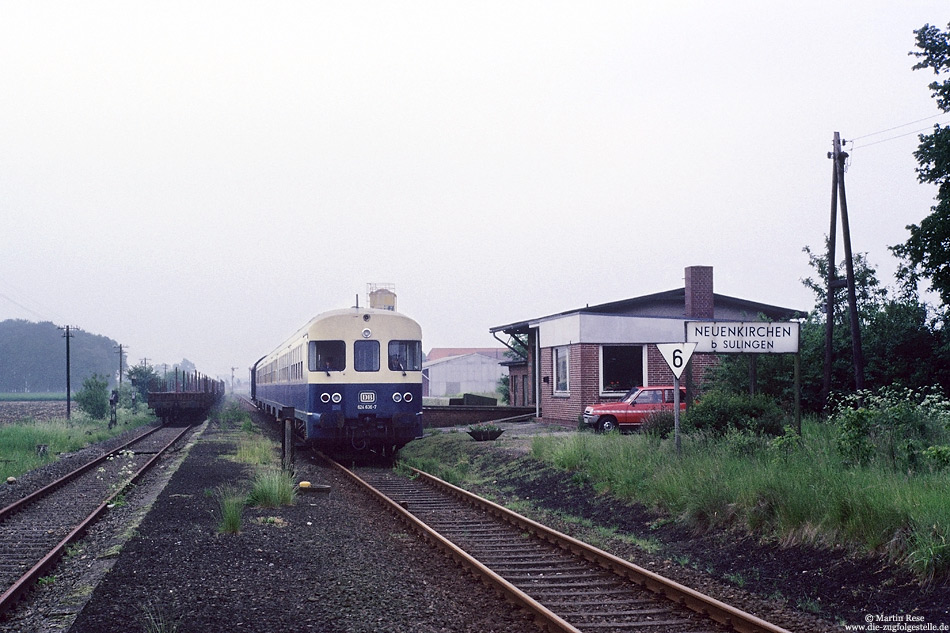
[354,340,380,372]
[388,340,422,371]
[309,340,345,373]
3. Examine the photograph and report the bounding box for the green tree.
[810,247,950,398]
[497,373,510,404]
[892,23,950,304]
[0,320,120,392]
[75,373,109,419]
[127,364,161,402]
[709,246,950,410]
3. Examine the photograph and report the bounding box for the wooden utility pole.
[60,325,75,419]
[825,132,866,397]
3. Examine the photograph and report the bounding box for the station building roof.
[490,287,806,337]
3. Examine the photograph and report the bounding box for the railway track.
[328,458,793,633]
[0,424,194,615]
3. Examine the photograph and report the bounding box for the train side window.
[354,340,380,372]
[388,340,422,371]
[309,340,346,372]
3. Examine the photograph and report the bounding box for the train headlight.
[320,393,331,404]
[331,393,342,404]
[392,393,402,403]
[403,392,413,403]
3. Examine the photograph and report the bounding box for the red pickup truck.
[583,385,686,433]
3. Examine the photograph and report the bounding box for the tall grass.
[235,436,277,466]
[531,419,950,583]
[216,485,246,534]
[246,468,296,507]
[215,400,253,430]
[216,431,293,534]
[140,600,181,633]
[396,432,473,485]
[0,412,153,480]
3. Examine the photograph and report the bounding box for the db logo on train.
[358,391,377,410]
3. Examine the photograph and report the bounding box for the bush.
[923,445,950,471]
[642,410,675,438]
[684,390,785,437]
[74,374,110,420]
[830,386,950,471]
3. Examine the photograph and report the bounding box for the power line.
[850,125,946,150]
[848,113,947,142]
[0,282,66,324]
[0,292,47,320]
[846,113,950,151]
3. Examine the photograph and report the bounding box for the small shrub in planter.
[468,423,504,441]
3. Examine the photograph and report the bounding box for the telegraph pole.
[825,132,866,397]
[60,325,76,420]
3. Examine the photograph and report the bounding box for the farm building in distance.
[422,348,507,398]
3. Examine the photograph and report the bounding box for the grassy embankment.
[0,408,155,481]
[400,412,950,584]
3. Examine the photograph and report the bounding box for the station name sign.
[686,321,800,354]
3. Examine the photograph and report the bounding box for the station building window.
[600,345,643,395]
[553,346,569,394]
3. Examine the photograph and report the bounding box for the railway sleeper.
[570,608,675,619]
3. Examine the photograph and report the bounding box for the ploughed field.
[0,401,68,425]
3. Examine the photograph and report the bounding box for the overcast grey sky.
[1,1,948,381]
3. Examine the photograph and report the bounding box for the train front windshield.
[309,340,346,371]
[388,340,422,371]
[306,339,422,374]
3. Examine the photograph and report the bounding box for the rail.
[0,425,192,615]
[323,455,793,633]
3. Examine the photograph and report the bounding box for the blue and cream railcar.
[251,307,424,454]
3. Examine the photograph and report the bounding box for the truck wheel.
[599,417,617,433]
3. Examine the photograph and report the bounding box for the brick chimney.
[685,266,714,318]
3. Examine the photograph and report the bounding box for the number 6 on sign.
[656,343,697,380]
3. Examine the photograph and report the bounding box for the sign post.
[656,343,696,455]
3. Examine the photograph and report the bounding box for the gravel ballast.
[2,420,536,633]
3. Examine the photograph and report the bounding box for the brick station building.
[489,266,803,426]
